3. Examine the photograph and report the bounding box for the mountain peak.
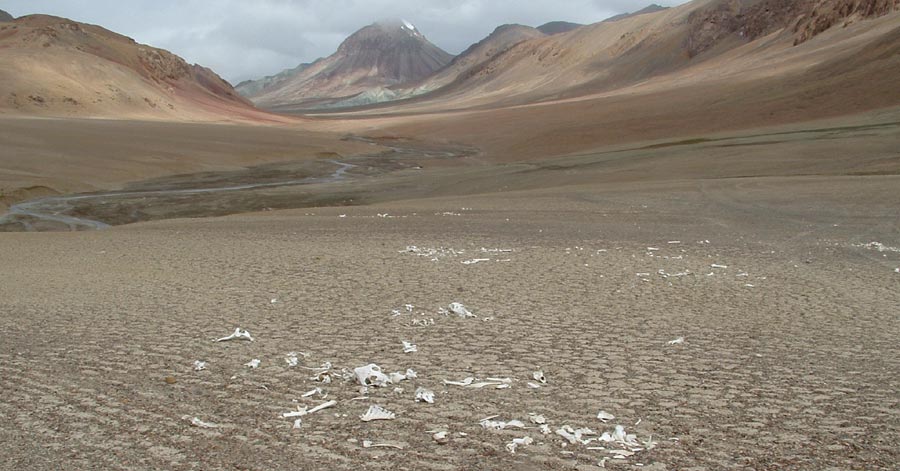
[370,18,424,38]
[242,19,453,110]
[0,9,15,22]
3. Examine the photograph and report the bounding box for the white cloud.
[4,0,686,83]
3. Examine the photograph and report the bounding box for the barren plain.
[1,108,899,470]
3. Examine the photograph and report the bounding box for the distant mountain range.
[1,1,898,119]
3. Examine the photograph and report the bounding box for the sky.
[2,0,686,84]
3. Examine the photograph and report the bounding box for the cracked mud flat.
[1,173,899,470]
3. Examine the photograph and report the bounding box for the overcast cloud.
[3,0,686,84]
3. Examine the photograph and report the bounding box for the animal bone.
[597,411,615,423]
[354,364,392,387]
[193,360,207,371]
[480,417,526,430]
[448,302,476,318]
[360,405,395,422]
[362,440,403,449]
[282,400,336,418]
[506,436,534,454]
[245,359,260,369]
[533,370,546,384]
[415,387,435,404]
[214,328,253,342]
[443,377,474,386]
[183,416,218,428]
[402,341,417,353]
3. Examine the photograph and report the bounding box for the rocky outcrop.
[685,0,899,57]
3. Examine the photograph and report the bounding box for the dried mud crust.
[0,181,898,470]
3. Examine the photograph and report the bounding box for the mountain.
[536,21,583,35]
[235,62,311,97]
[603,4,669,22]
[0,15,272,121]
[0,9,13,22]
[243,20,453,110]
[320,24,547,109]
[372,0,899,110]
[408,25,547,94]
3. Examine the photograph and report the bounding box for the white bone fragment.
[185,416,218,428]
[527,382,542,389]
[667,337,685,345]
[282,406,308,418]
[448,302,476,318]
[390,368,417,383]
[301,387,323,398]
[402,341,417,353]
[711,264,728,269]
[480,418,525,430]
[467,381,505,388]
[540,424,552,434]
[415,387,435,404]
[443,377,474,386]
[244,359,260,369]
[533,370,547,384]
[360,405,395,422]
[214,328,253,342]
[462,258,490,265]
[307,400,337,415]
[528,413,546,425]
[506,436,533,453]
[285,352,300,367]
[556,425,596,444]
[597,411,615,423]
[609,449,635,457]
[362,440,403,449]
[282,400,336,418]
[610,425,641,447]
[193,360,207,371]
[432,431,449,444]
[292,418,302,429]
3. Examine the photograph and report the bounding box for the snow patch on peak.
[400,19,422,37]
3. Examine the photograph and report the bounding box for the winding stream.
[1,160,357,231]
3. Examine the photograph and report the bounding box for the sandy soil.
[1,112,899,470]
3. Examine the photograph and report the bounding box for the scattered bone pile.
[195,315,666,467]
